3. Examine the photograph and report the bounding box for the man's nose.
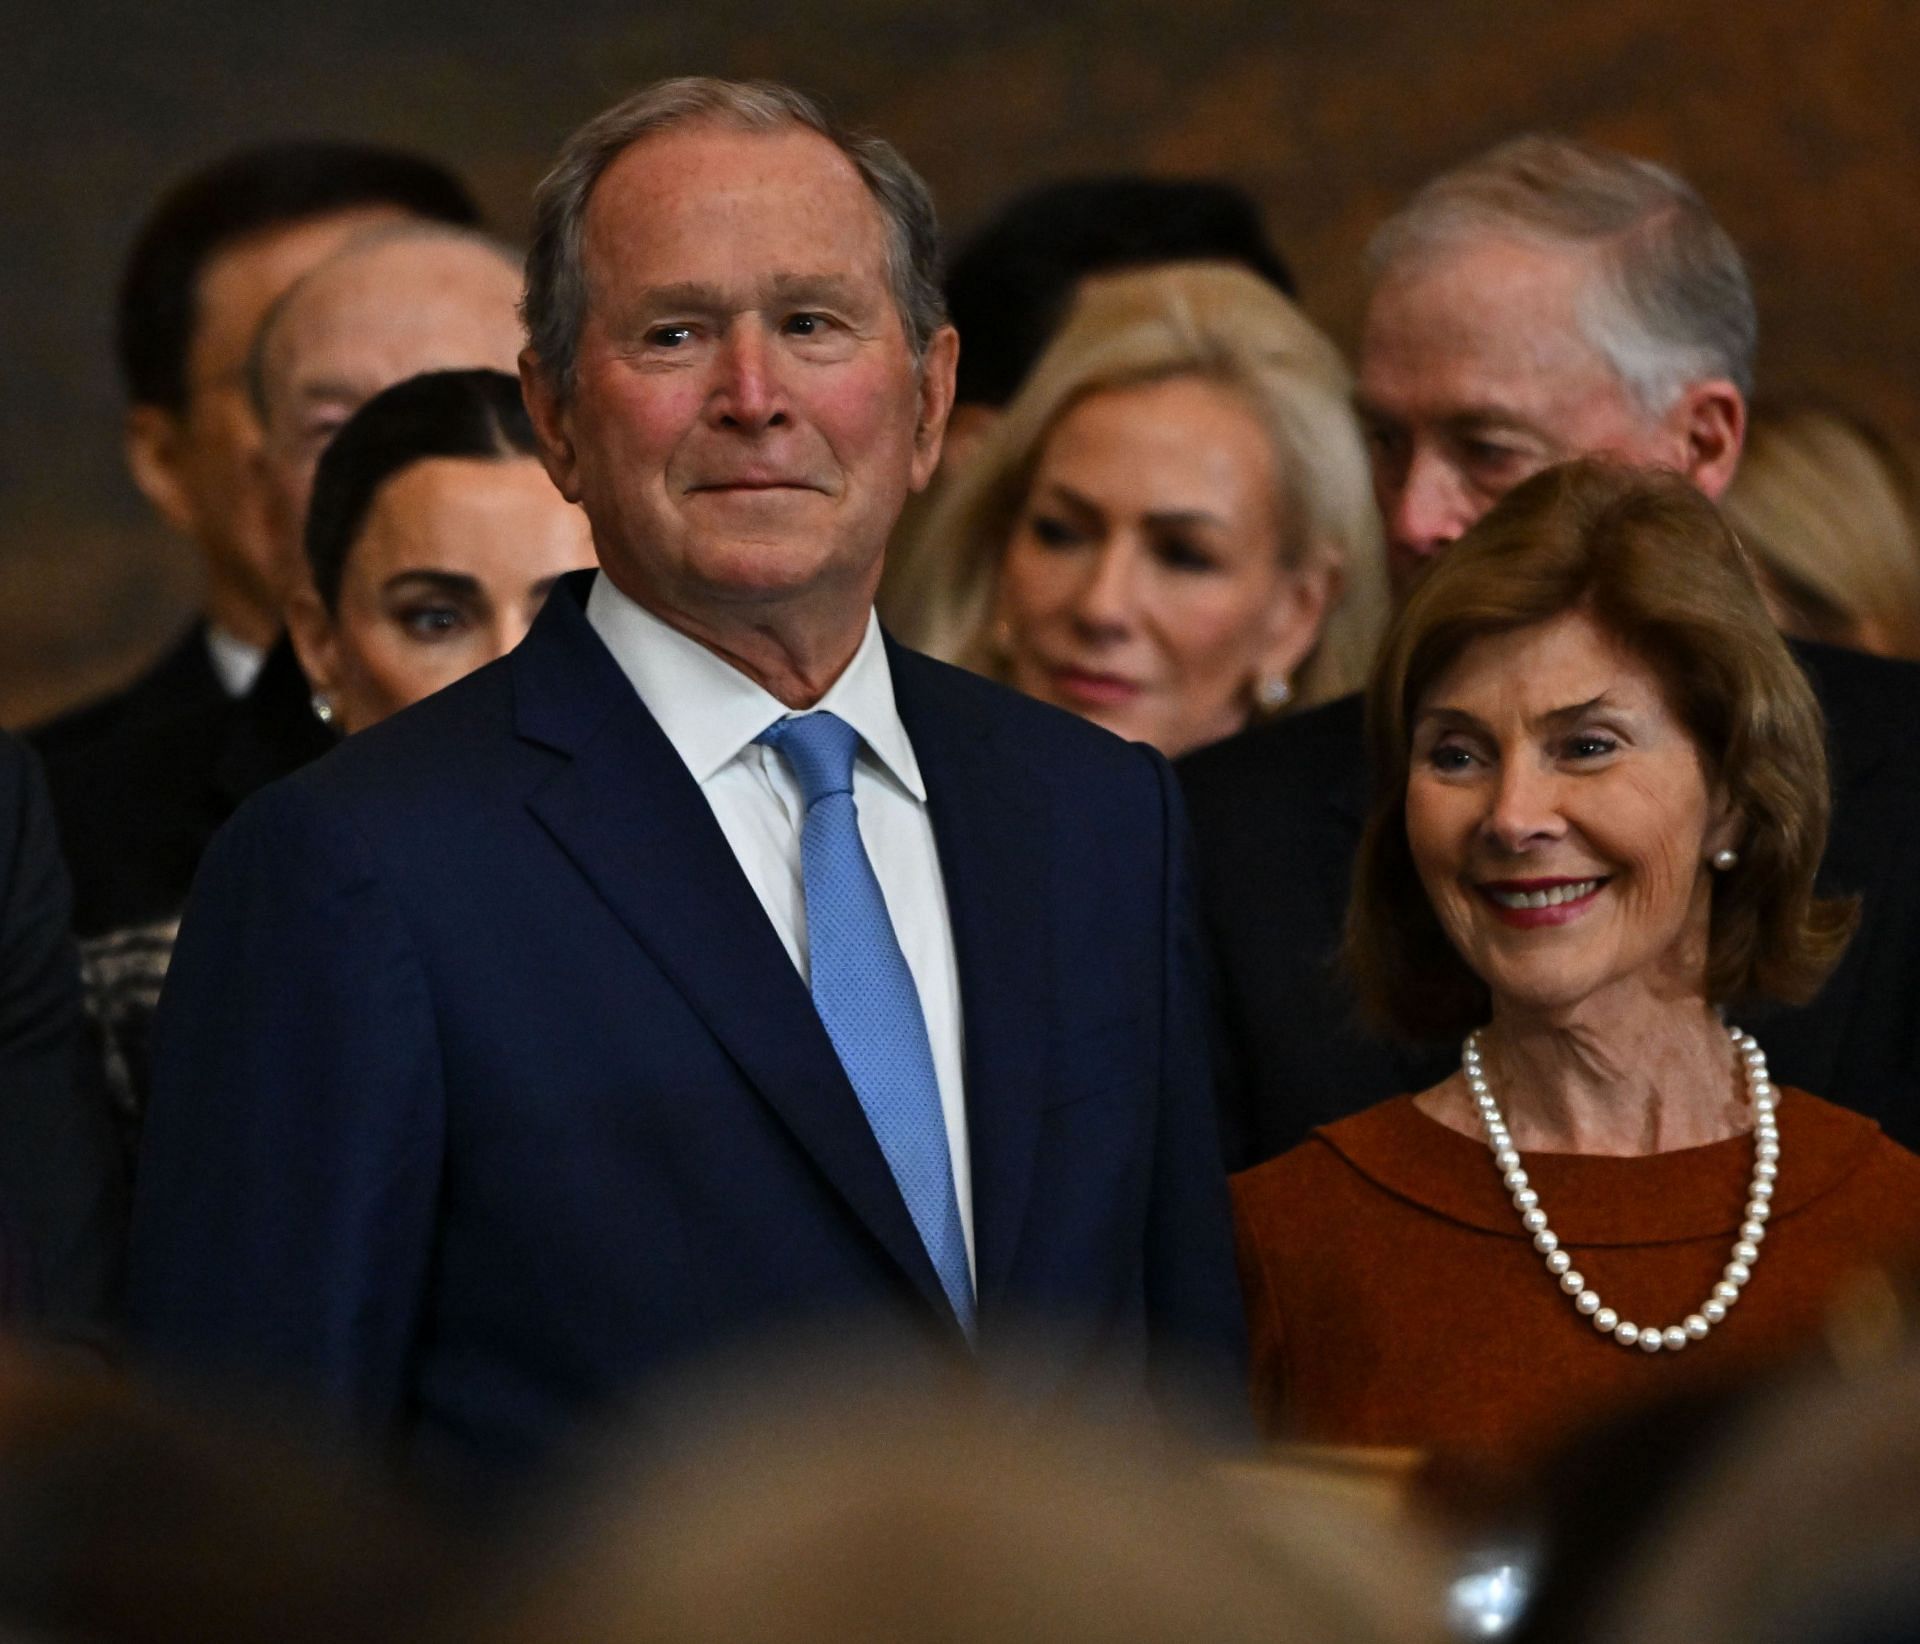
[1385,449,1475,571]
[1482,756,1567,853]
[708,323,788,432]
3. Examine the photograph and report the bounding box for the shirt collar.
[203,624,266,698]
[585,570,925,800]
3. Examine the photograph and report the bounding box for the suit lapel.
[513,580,956,1322]
[891,646,1051,1315]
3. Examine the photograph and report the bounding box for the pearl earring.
[310,692,337,728]
[1255,674,1293,711]
[1711,847,1739,871]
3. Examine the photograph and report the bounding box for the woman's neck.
[1418,990,1752,1156]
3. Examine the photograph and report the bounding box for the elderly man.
[1182,134,1920,1166]
[129,78,1243,1479]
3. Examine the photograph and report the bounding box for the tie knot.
[757,711,861,807]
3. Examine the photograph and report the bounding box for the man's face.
[1356,235,1688,602]
[137,207,403,619]
[526,121,955,637]
[258,236,528,559]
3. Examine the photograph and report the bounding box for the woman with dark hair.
[287,368,594,736]
[1230,459,1920,1467]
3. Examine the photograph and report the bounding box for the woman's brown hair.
[1344,458,1856,1041]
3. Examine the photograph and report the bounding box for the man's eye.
[647,324,694,348]
[1459,438,1534,476]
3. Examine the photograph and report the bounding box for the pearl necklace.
[1462,1023,1779,1353]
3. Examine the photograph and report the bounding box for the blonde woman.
[886,263,1388,758]
[1722,402,1920,660]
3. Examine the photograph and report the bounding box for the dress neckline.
[1305,1091,1883,1247]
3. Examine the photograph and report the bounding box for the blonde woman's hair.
[1722,402,1920,660]
[884,262,1389,715]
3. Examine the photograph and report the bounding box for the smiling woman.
[288,369,596,736]
[1228,459,1920,1469]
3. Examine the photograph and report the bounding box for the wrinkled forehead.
[579,120,894,299]
[265,253,522,405]
[1358,234,1623,414]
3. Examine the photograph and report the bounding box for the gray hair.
[1366,133,1756,413]
[524,76,947,396]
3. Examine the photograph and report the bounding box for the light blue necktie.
[756,711,975,1336]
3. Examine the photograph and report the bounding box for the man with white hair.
[1182,134,1920,1166]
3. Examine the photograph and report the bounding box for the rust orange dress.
[1231,1090,1920,1467]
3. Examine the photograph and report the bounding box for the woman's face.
[1405,608,1738,1022]
[293,455,596,735]
[995,377,1331,757]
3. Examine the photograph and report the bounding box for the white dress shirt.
[587,573,975,1277]
[204,625,266,698]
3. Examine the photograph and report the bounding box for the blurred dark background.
[6,0,1919,724]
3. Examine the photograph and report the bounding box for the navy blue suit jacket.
[127,574,1244,1474]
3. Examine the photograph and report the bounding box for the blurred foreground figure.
[288,370,594,736]
[1183,134,1920,1166]
[0,1347,463,1644]
[480,1359,1435,1644]
[130,77,1243,1483]
[1723,401,1920,660]
[891,263,1387,757]
[1592,1332,1920,1644]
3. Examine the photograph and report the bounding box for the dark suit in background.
[0,733,127,1328]
[26,623,230,770]
[1181,638,1920,1169]
[41,637,329,941]
[128,579,1245,1476]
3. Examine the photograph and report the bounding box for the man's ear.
[124,405,200,536]
[908,324,960,493]
[1671,379,1745,501]
[520,349,584,504]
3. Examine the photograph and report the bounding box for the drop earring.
[311,692,337,728]
[1711,847,1739,871]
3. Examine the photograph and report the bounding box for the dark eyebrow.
[1415,692,1622,735]
[381,570,483,599]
